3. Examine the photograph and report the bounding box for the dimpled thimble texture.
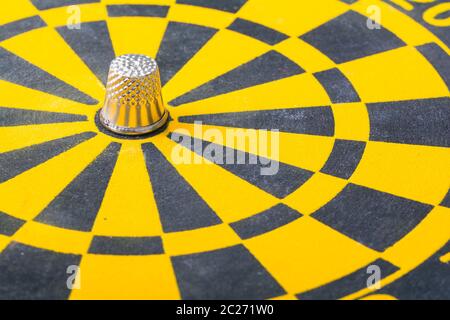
[100,54,169,135]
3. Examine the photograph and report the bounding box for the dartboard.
[0,0,449,300]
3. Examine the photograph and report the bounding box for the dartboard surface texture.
[0,0,449,300]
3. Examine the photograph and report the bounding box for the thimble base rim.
[99,111,170,136]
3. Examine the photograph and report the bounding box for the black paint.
[35,142,121,232]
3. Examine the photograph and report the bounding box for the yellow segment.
[340,46,450,103]
[1,28,104,101]
[238,0,348,36]
[0,135,109,220]
[103,0,175,4]
[40,3,107,27]
[173,122,334,171]
[172,74,330,116]
[70,254,180,300]
[0,235,10,253]
[332,102,370,141]
[283,173,348,215]
[108,17,168,58]
[154,134,279,222]
[13,222,91,255]
[163,224,241,256]
[275,37,336,73]
[92,143,163,237]
[245,217,378,295]
[0,80,93,116]
[0,122,90,153]
[382,206,450,268]
[351,141,450,205]
[0,0,38,25]
[169,4,235,29]
[163,29,269,101]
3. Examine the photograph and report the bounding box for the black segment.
[441,189,450,208]
[142,143,222,233]
[377,241,450,299]
[227,18,289,45]
[31,0,100,10]
[107,5,170,18]
[0,132,96,184]
[35,142,121,232]
[0,107,87,127]
[0,242,81,299]
[340,0,359,4]
[312,184,433,251]
[178,107,335,136]
[0,16,46,42]
[0,212,25,237]
[171,244,285,299]
[296,259,399,300]
[230,204,302,239]
[89,236,164,255]
[156,22,218,86]
[314,68,360,103]
[171,51,304,106]
[320,139,366,179]
[301,10,405,64]
[417,43,450,90]
[367,97,450,147]
[0,47,97,105]
[170,134,313,199]
[57,21,116,85]
[176,0,248,13]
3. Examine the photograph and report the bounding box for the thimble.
[100,54,169,135]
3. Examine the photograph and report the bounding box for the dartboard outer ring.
[0,0,449,300]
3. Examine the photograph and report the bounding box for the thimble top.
[109,54,158,78]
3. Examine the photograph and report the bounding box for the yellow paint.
[439,252,450,264]
[0,0,38,25]
[169,4,235,29]
[163,29,269,101]
[275,37,336,73]
[0,80,94,115]
[108,17,168,58]
[0,235,10,253]
[1,28,104,100]
[0,122,91,153]
[155,136,278,222]
[245,217,378,295]
[174,121,334,171]
[332,102,370,141]
[172,74,330,116]
[70,254,180,300]
[163,224,241,256]
[92,143,163,236]
[283,173,348,215]
[353,0,443,49]
[238,0,348,36]
[382,206,450,268]
[340,46,450,103]
[13,222,91,255]
[40,3,107,27]
[352,142,450,205]
[0,0,449,299]
[0,135,109,220]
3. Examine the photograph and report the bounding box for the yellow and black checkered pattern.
[0,0,448,300]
